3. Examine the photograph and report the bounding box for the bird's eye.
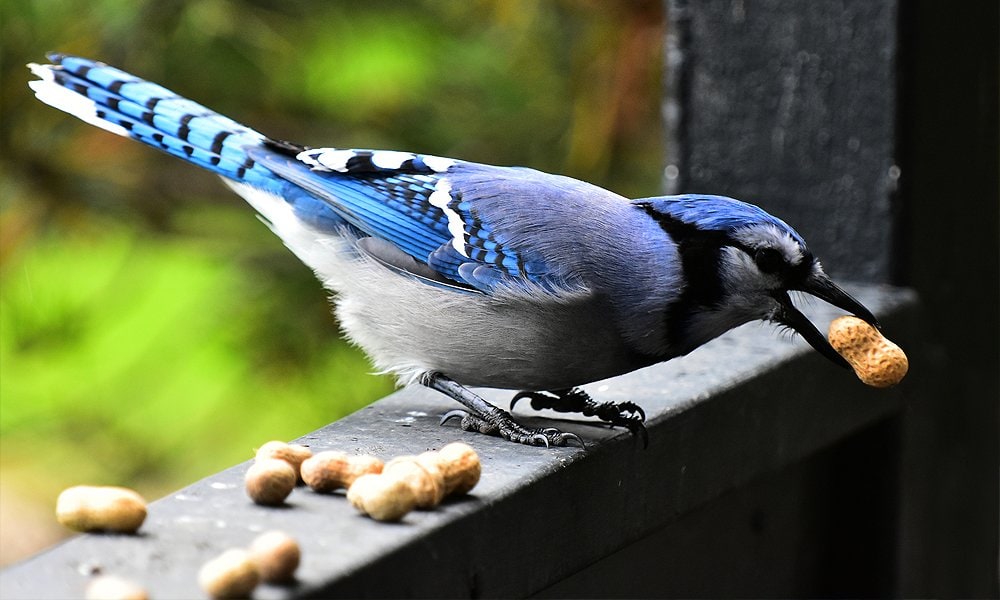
[754,248,785,274]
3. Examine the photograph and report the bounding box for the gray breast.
[335,263,645,391]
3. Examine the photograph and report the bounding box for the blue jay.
[28,54,879,447]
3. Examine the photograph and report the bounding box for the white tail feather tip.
[28,74,131,138]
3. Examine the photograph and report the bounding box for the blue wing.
[29,53,577,294]
[253,147,571,293]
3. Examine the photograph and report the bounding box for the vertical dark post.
[664,3,902,594]
[665,0,897,282]
[895,0,999,596]
[665,0,999,596]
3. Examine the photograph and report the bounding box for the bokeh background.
[0,0,664,564]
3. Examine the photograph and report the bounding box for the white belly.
[334,263,638,390]
[229,182,639,391]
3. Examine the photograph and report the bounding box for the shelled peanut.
[383,456,446,508]
[84,575,148,600]
[56,486,147,534]
[244,440,314,505]
[346,442,481,521]
[254,440,312,481]
[198,531,301,598]
[198,549,260,600]
[346,474,418,521]
[248,530,301,583]
[828,316,909,387]
[245,458,297,506]
[429,442,481,495]
[301,451,384,492]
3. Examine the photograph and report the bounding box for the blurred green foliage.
[0,0,664,561]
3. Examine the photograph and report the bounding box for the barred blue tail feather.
[28,53,883,448]
[28,54,281,192]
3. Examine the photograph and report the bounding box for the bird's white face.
[679,257,786,348]
[711,223,815,324]
[705,222,877,367]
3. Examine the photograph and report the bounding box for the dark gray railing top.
[1,285,916,599]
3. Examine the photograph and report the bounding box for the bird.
[28,53,880,448]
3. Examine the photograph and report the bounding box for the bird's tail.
[28,53,284,194]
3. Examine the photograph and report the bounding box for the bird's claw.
[439,409,585,448]
[627,420,649,449]
[439,409,468,426]
[529,433,550,448]
[616,401,646,421]
[511,388,648,446]
[509,390,542,411]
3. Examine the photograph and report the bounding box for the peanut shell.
[56,486,147,534]
[346,473,417,521]
[245,458,296,505]
[384,456,446,508]
[198,548,260,600]
[434,442,481,496]
[255,441,312,481]
[85,575,148,600]
[301,451,383,492]
[828,316,908,387]
[248,530,301,583]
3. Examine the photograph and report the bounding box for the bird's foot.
[422,372,585,448]
[440,410,585,448]
[511,388,648,447]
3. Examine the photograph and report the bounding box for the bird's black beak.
[773,273,880,369]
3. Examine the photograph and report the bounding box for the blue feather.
[637,194,807,245]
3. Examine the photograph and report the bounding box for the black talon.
[440,409,468,425]
[558,432,587,449]
[616,401,646,421]
[509,391,531,410]
[510,386,648,445]
[510,390,555,412]
[425,373,587,449]
[530,433,550,448]
[629,421,649,449]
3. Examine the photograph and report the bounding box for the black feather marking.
[152,133,164,144]
[263,138,307,156]
[515,254,528,275]
[141,111,155,126]
[182,144,194,156]
[346,153,373,172]
[235,157,255,180]
[108,97,120,112]
[145,97,161,110]
[108,80,124,94]
[637,202,728,350]
[177,113,194,141]
[210,131,231,154]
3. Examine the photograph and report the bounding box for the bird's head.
[637,195,879,369]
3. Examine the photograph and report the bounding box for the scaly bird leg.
[511,387,648,447]
[423,373,584,448]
